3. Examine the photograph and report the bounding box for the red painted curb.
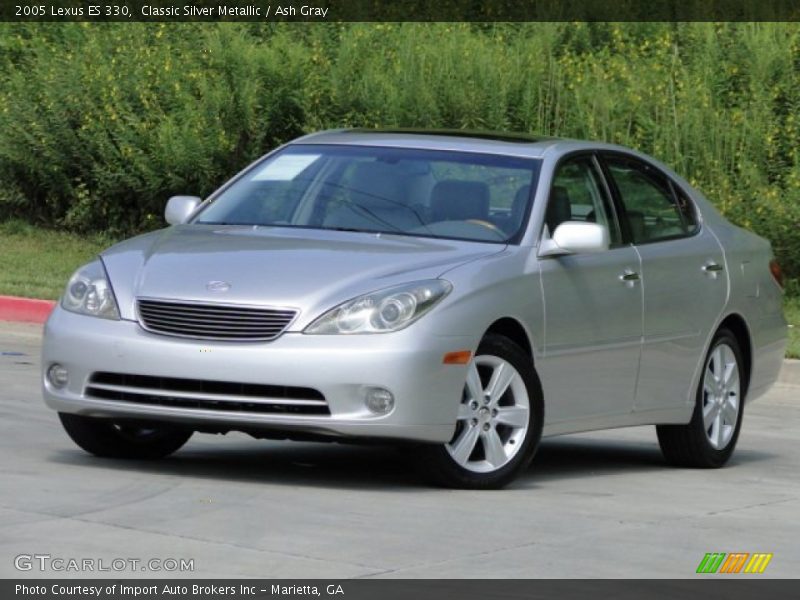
[0,295,56,324]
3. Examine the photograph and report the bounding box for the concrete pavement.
[1,321,797,578]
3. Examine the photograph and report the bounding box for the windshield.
[194,144,541,243]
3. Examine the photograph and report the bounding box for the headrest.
[430,180,490,222]
[347,161,406,208]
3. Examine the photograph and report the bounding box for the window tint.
[672,184,700,235]
[605,157,696,244]
[546,157,620,245]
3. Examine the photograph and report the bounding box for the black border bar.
[4,580,800,600]
[3,0,800,22]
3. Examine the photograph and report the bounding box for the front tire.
[416,334,544,489]
[59,413,193,459]
[657,328,745,468]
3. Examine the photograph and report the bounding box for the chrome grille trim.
[136,297,298,341]
[87,383,326,406]
[85,372,329,416]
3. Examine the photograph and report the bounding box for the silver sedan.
[42,130,788,488]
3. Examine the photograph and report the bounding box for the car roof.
[290,128,637,159]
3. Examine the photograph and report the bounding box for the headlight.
[305,280,452,334]
[61,260,120,320]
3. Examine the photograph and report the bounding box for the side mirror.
[165,196,202,225]
[539,221,609,257]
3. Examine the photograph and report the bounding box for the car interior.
[198,150,539,243]
[317,159,532,238]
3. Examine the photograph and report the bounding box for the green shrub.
[0,23,306,235]
[0,22,798,281]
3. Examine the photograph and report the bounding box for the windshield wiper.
[199,221,280,228]
[326,226,381,234]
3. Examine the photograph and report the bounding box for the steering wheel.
[466,219,505,236]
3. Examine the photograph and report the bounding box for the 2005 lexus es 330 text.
[42,130,787,488]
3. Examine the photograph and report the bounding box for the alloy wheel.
[702,342,740,450]
[446,355,530,473]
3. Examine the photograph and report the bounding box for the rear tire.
[59,413,193,459]
[415,334,544,489]
[657,328,745,468]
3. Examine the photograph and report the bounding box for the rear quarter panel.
[710,220,787,402]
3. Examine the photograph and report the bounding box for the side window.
[546,157,620,246]
[605,157,695,244]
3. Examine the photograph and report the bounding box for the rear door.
[538,154,642,423]
[601,153,728,412]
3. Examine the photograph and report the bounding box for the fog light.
[47,364,69,388]
[365,387,395,415]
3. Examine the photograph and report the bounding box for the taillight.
[769,259,784,288]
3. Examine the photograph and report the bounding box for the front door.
[538,155,643,424]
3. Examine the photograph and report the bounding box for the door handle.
[619,270,640,285]
[703,262,724,274]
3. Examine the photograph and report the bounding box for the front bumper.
[42,307,475,443]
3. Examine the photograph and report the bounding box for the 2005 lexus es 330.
[42,129,787,488]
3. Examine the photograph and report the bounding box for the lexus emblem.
[206,281,231,292]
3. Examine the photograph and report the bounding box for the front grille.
[137,298,297,341]
[85,372,329,416]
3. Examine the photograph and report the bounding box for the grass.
[0,220,798,358]
[0,220,115,300]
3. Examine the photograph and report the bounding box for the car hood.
[101,225,504,327]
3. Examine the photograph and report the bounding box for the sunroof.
[346,128,554,144]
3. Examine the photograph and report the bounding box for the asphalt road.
[1,321,798,579]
